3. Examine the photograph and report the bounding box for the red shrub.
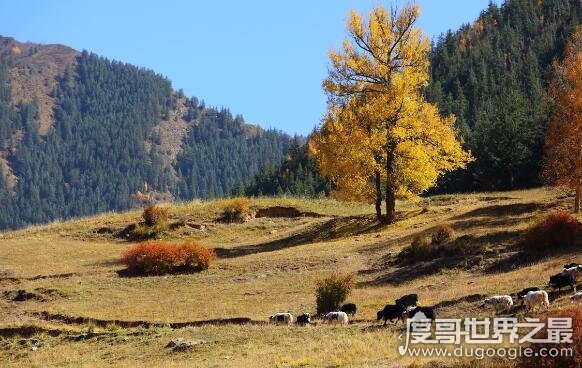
[121,241,216,276]
[517,308,582,368]
[524,211,580,251]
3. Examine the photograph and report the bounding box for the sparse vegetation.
[0,189,581,367]
[523,211,580,251]
[315,273,355,315]
[220,197,254,223]
[121,240,215,275]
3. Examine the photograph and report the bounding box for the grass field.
[0,188,581,367]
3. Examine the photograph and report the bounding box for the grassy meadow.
[0,188,581,367]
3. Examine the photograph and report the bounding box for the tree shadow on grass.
[483,240,582,275]
[214,215,385,258]
[359,229,524,287]
[450,202,551,220]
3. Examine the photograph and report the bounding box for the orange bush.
[524,211,580,251]
[517,308,582,368]
[121,241,216,276]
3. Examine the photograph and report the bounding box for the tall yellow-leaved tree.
[544,28,582,213]
[312,3,473,223]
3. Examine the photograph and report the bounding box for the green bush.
[315,273,355,315]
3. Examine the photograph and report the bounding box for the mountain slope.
[0,37,290,230]
[427,0,582,192]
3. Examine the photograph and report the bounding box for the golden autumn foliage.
[543,28,582,212]
[313,3,473,223]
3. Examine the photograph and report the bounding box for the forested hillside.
[234,137,329,198]
[250,0,582,197]
[427,0,582,192]
[0,40,290,229]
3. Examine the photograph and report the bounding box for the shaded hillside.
[0,37,290,230]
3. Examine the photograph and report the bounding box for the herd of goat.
[268,263,582,326]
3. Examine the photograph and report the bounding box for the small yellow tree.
[313,4,472,223]
[544,28,582,213]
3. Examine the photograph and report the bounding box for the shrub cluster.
[431,223,455,245]
[133,204,169,239]
[121,241,216,276]
[315,273,355,314]
[402,223,457,261]
[523,211,580,251]
[143,204,169,227]
[408,235,431,259]
[517,308,582,368]
[220,197,254,223]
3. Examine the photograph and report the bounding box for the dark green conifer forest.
[233,137,330,198]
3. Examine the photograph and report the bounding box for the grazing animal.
[564,263,581,270]
[340,303,357,316]
[269,312,293,325]
[324,311,349,324]
[517,287,541,304]
[570,292,582,303]
[549,273,576,291]
[376,304,406,326]
[523,290,550,312]
[562,265,582,281]
[395,294,418,309]
[407,306,436,321]
[296,313,311,325]
[484,295,513,314]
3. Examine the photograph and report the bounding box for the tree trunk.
[385,185,396,224]
[575,184,581,213]
[374,170,383,222]
[384,147,396,224]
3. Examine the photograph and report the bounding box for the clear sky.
[0,1,496,135]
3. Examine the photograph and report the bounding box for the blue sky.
[0,1,496,135]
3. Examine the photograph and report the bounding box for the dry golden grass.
[0,188,581,367]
